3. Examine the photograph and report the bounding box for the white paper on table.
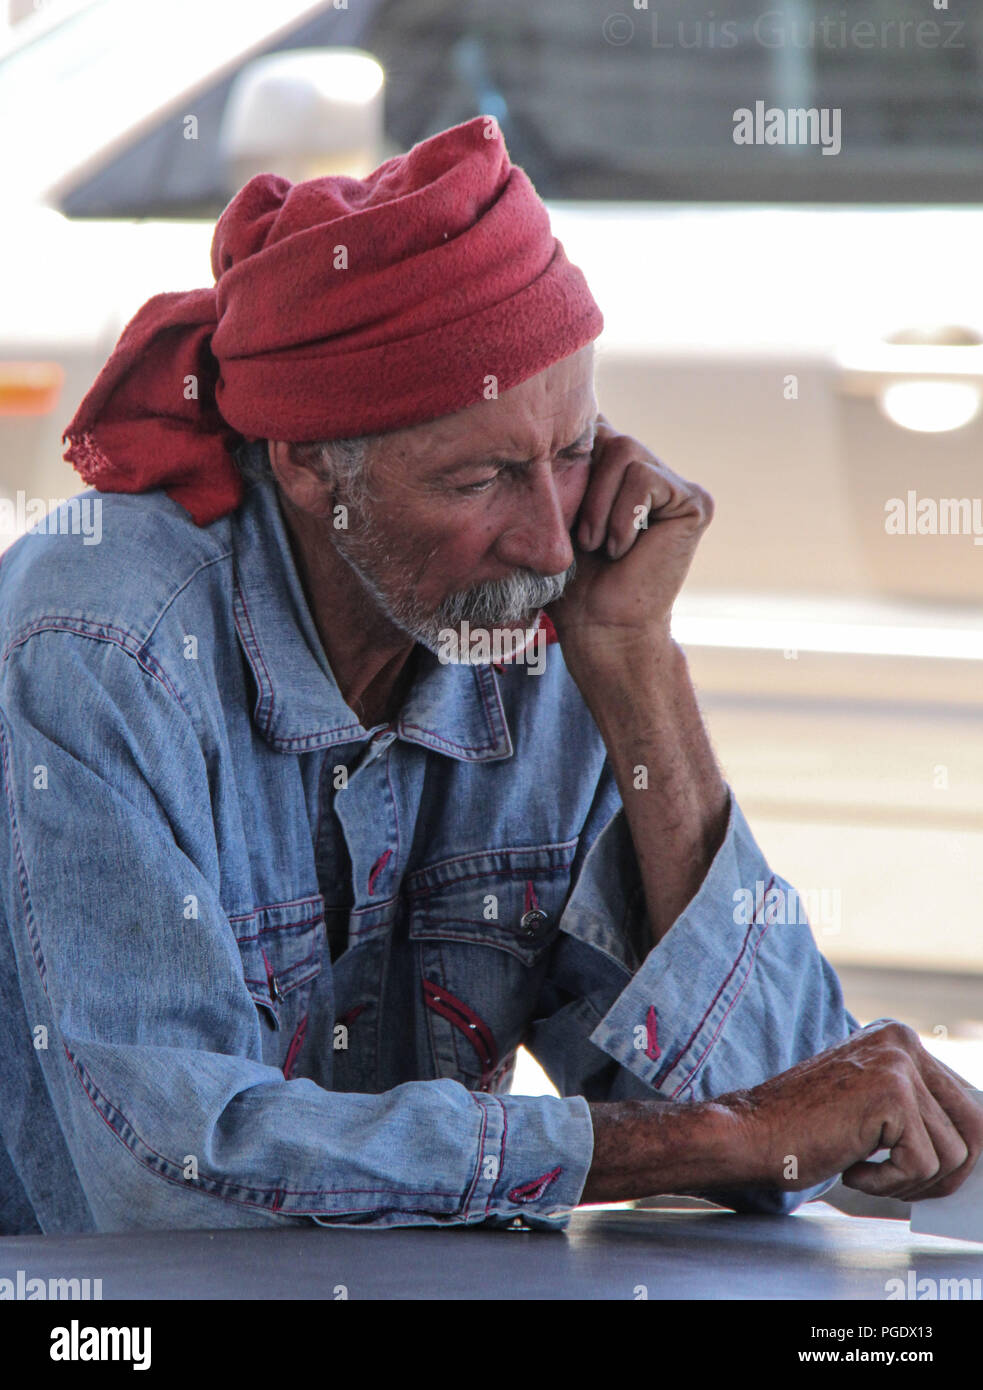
[909,1090,983,1243]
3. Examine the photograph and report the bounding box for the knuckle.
[872,1020,920,1053]
[879,1059,916,1098]
[953,1139,971,1170]
[928,1183,954,1200]
[917,1155,943,1182]
[927,1173,963,1199]
[887,1020,920,1047]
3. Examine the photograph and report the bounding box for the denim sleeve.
[527,771,870,1213]
[0,631,592,1232]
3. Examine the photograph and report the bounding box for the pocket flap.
[230,893,325,1014]
[405,840,578,964]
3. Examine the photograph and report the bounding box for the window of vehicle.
[7,0,979,218]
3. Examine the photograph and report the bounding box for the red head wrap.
[62,115,603,526]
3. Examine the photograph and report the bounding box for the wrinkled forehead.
[375,344,598,476]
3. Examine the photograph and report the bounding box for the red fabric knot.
[60,117,603,528]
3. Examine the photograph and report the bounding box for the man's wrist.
[558,623,676,679]
[581,1097,757,1204]
[560,624,728,945]
[559,628,682,720]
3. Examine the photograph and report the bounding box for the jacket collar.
[229,462,513,761]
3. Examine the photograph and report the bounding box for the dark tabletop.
[2,1203,982,1299]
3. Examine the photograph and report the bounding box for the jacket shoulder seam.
[0,620,195,725]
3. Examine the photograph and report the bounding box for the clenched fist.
[720,1020,983,1200]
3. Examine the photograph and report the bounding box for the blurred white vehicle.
[1,0,981,980]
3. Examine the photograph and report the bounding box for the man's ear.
[266,440,336,519]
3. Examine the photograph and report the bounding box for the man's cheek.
[406,537,469,595]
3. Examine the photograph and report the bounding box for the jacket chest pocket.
[231,894,325,1046]
[405,839,578,1090]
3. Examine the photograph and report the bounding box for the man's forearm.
[565,634,730,946]
[581,1099,752,1203]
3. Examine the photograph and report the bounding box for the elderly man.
[0,118,978,1235]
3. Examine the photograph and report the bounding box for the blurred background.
[1,0,981,1138]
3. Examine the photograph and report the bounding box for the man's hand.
[582,1022,983,1206]
[719,1021,983,1199]
[547,412,714,657]
[541,413,728,945]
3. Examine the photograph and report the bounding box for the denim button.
[519,909,548,936]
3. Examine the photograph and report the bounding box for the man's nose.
[494,465,577,577]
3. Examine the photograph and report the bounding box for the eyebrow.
[435,419,598,478]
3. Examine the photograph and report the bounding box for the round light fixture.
[877,380,982,433]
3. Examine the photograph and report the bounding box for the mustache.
[327,500,576,653]
[436,558,576,628]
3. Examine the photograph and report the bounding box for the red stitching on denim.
[336,1003,366,1028]
[670,918,774,1098]
[398,715,499,754]
[232,914,323,943]
[254,727,364,752]
[64,1044,452,1205]
[367,848,393,895]
[474,664,508,744]
[523,880,540,914]
[645,1005,661,1061]
[233,584,277,738]
[467,1095,490,1214]
[480,1095,509,1218]
[425,995,496,1071]
[422,979,498,1071]
[242,947,320,992]
[410,928,544,968]
[235,582,364,747]
[406,856,576,899]
[478,1049,518,1092]
[656,875,776,1084]
[497,1099,508,1208]
[228,893,323,923]
[508,1167,562,1203]
[0,714,49,992]
[3,618,178,699]
[259,946,276,998]
[406,838,579,879]
[282,1014,308,1080]
[384,755,401,879]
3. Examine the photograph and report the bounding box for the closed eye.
[456,448,593,495]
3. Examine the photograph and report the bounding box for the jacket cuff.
[587,787,818,1099]
[467,1093,594,1230]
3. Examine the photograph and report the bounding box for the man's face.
[324,343,598,658]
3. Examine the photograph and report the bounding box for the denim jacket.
[0,458,862,1235]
